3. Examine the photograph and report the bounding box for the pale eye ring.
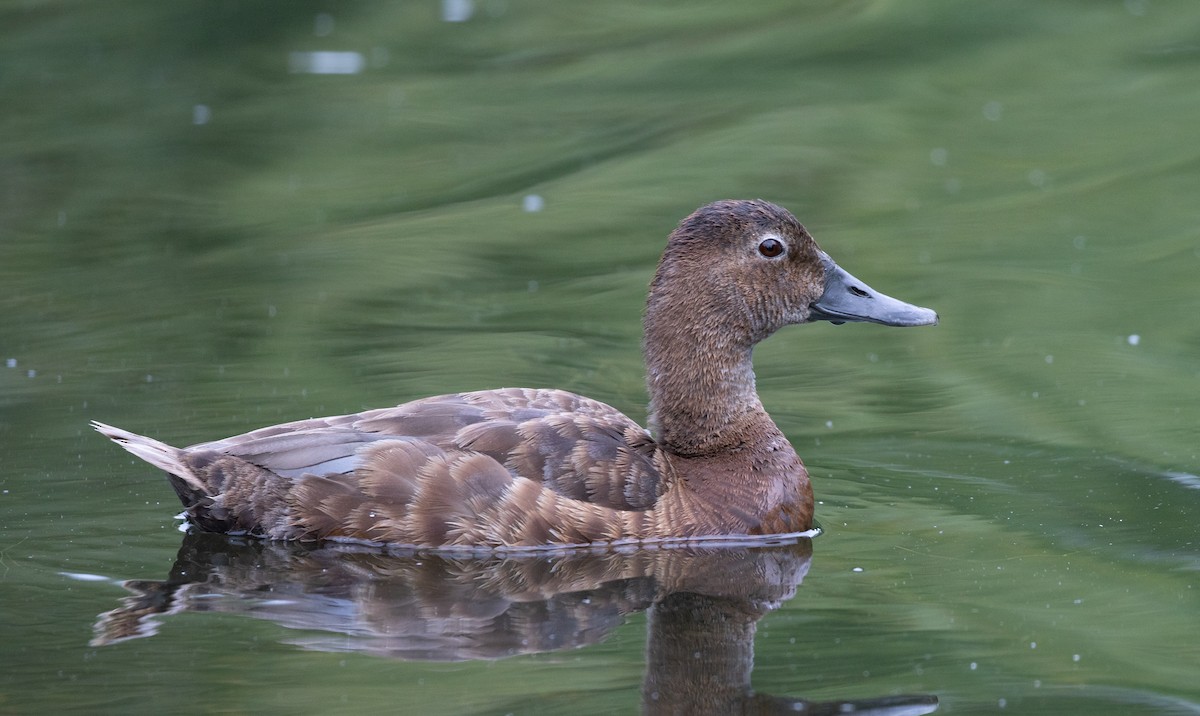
[758,238,784,258]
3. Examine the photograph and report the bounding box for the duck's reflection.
[94,533,936,715]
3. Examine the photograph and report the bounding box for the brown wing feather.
[189,389,664,512]
[458,389,666,510]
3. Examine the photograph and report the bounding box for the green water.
[2,0,1198,713]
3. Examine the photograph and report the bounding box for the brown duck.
[94,200,937,552]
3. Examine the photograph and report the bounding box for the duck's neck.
[643,291,777,456]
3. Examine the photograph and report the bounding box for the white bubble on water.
[59,572,114,583]
[442,0,474,22]
[289,52,365,75]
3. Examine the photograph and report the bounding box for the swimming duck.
[94,200,937,551]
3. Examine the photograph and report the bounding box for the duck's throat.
[643,321,770,456]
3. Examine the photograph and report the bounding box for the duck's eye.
[758,238,784,258]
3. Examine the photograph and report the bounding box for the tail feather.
[91,421,208,495]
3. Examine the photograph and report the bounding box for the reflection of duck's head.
[93,200,936,550]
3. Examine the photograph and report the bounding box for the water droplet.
[930,147,948,167]
[192,104,211,125]
[1127,334,1140,346]
[983,100,1003,121]
[442,0,474,22]
[522,194,544,212]
[288,52,365,75]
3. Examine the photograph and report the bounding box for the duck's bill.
[809,254,939,327]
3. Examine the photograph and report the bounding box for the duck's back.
[96,389,667,548]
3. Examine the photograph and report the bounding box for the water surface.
[2,1,1198,713]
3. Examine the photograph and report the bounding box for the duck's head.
[646,199,938,346]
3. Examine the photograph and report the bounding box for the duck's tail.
[91,421,209,502]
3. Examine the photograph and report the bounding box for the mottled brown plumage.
[94,200,937,551]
